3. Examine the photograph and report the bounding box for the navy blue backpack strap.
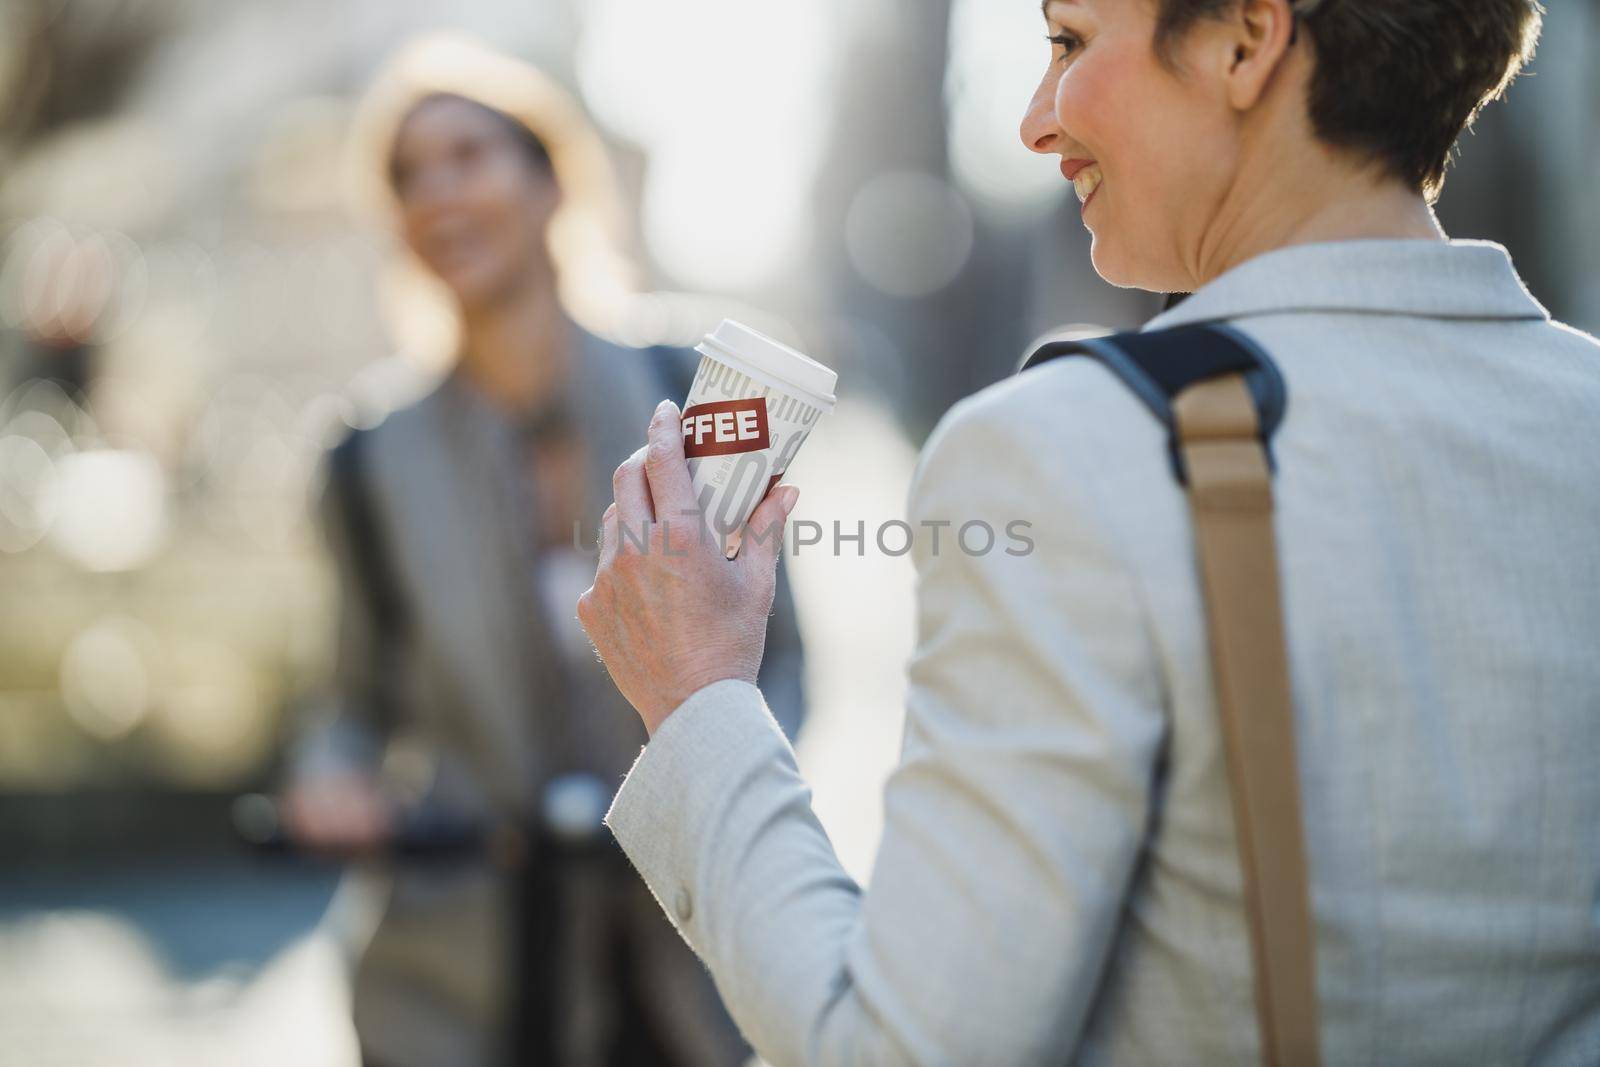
[1019,323,1288,486]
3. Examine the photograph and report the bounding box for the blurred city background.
[0,0,1595,1063]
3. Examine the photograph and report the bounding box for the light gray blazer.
[607,239,1600,1067]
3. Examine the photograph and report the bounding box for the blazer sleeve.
[605,382,1170,1066]
[287,433,401,781]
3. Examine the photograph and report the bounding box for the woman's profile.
[580,1,1600,1064]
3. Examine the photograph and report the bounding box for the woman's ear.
[1225,0,1296,112]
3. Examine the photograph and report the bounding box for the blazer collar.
[1142,238,1550,333]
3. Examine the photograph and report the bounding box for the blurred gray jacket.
[298,324,805,1067]
[606,239,1600,1066]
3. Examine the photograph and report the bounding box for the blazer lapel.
[369,381,546,807]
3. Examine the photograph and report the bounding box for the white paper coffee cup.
[680,319,837,554]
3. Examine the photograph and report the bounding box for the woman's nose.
[1020,70,1063,155]
[414,162,460,203]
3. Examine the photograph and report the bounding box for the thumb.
[740,483,799,570]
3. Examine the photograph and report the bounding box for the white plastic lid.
[695,319,838,406]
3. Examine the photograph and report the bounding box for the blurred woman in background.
[280,35,805,1067]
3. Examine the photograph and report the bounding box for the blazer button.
[674,888,694,923]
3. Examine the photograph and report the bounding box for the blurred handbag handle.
[1021,324,1321,1067]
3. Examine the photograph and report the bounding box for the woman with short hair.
[579,1,1600,1064]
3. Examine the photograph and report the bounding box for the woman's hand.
[578,400,799,736]
[280,772,392,855]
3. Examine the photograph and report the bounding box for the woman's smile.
[1062,158,1103,210]
[1076,167,1102,211]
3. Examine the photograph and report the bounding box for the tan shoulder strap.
[1173,374,1321,1067]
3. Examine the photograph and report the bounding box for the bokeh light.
[845,171,976,299]
[44,449,169,573]
[0,434,58,553]
[59,615,156,742]
[149,635,268,788]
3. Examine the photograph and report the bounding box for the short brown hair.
[1152,0,1544,201]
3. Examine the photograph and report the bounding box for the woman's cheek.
[1053,42,1137,158]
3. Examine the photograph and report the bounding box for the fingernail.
[779,485,800,515]
[653,398,677,422]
